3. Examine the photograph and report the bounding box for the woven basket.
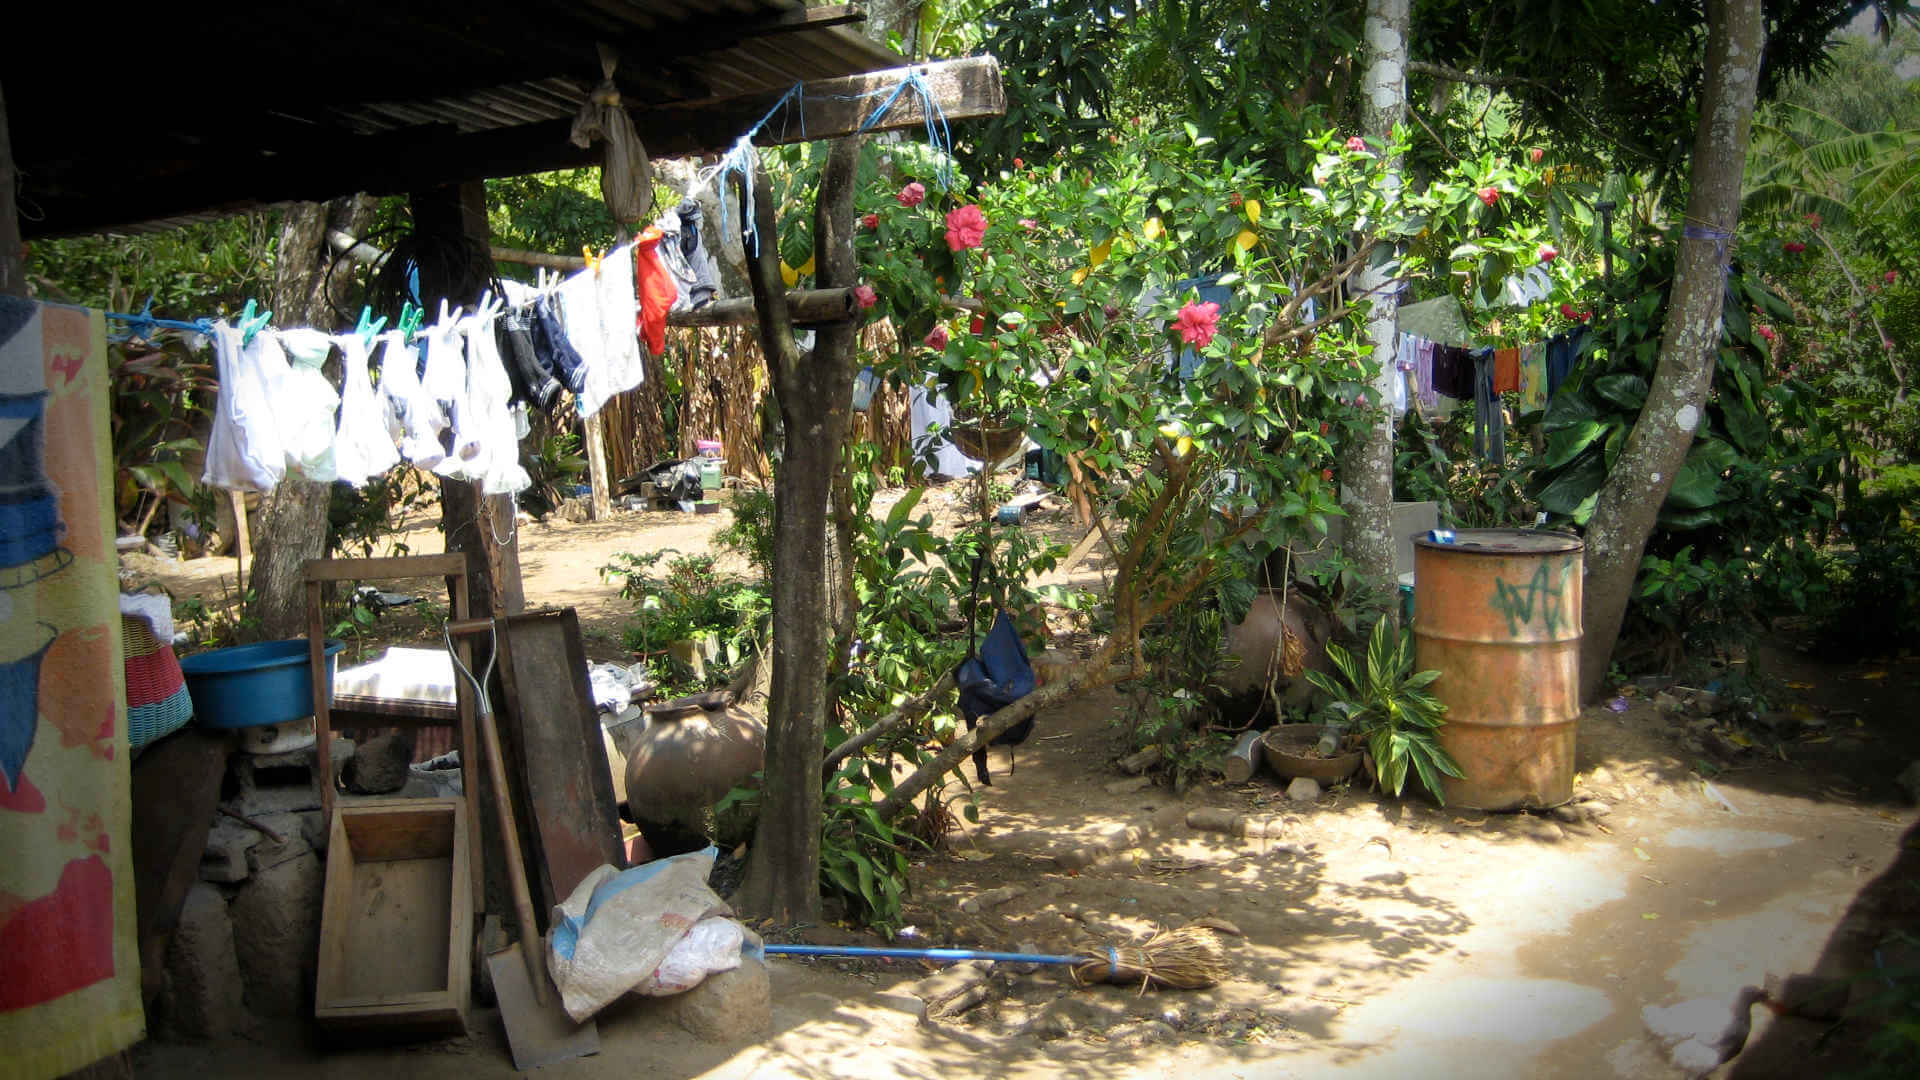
[122,614,192,750]
[949,419,1025,463]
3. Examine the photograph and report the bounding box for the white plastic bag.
[547,848,736,1022]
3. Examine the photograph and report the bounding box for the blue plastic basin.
[181,638,345,729]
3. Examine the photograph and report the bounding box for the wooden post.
[0,83,22,299]
[584,411,614,520]
[229,490,250,594]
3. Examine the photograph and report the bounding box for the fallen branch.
[822,669,956,778]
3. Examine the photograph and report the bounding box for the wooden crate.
[316,798,471,1038]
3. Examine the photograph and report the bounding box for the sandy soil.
[130,494,1920,1078]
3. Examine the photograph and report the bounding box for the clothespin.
[397,301,424,340]
[583,246,603,275]
[354,306,388,348]
[237,299,273,346]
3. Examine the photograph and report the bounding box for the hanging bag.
[953,544,1036,785]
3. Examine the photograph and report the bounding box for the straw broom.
[763,925,1229,992]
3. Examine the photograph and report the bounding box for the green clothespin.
[237,299,273,345]
[354,306,388,348]
[397,301,424,340]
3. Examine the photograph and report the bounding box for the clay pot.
[1260,724,1364,784]
[1218,588,1334,707]
[623,694,765,827]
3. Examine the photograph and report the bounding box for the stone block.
[158,883,249,1040]
[230,849,324,1018]
[342,733,411,795]
[1286,777,1322,802]
[200,822,260,884]
[669,951,771,1041]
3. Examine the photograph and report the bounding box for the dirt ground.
[130,491,1920,1078]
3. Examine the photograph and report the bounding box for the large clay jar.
[623,693,766,827]
[1218,588,1335,709]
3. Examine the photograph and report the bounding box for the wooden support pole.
[583,411,614,520]
[670,287,855,328]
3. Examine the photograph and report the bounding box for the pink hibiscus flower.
[945,204,987,251]
[853,285,877,309]
[897,182,926,208]
[924,324,950,350]
[1175,300,1221,348]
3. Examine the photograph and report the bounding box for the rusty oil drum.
[1413,528,1582,810]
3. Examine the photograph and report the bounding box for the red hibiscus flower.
[1528,148,1545,164]
[897,182,926,208]
[853,285,877,310]
[1345,136,1368,153]
[1783,241,1805,254]
[1478,187,1500,206]
[944,204,987,251]
[924,324,950,350]
[1174,300,1221,348]
[1757,325,1777,343]
[1322,468,1334,481]
[862,213,879,230]
[1539,245,1558,263]
[1887,270,1900,284]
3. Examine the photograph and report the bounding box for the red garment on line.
[633,226,677,357]
[1492,347,1521,394]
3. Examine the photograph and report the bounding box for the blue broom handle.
[763,944,1083,966]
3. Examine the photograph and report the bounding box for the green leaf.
[1592,373,1649,411]
[1543,421,1609,468]
[1535,452,1608,516]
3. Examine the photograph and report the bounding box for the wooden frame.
[305,552,483,911]
[315,798,472,1037]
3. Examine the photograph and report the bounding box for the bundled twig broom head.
[1069,926,1228,992]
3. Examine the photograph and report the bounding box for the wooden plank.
[130,727,232,1003]
[495,609,623,918]
[328,695,461,725]
[24,57,1007,238]
[304,553,469,583]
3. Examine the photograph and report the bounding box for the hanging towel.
[1416,339,1437,410]
[562,244,647,420]
[331,331,402,486]
[668,199,722,309]
[276,328,341,483]
[1518,344,1549,413]
[200,321,286,492]
[633,226,677,358]
[1546,327,1587,398]
[1492,347,1521,395]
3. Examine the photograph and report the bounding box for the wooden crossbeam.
[22,56,1006,238]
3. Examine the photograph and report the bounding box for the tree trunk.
[1337,0,1410,599]
[1578,0,1763,701]
[244,195,376,639]
[1,82,24,299]
[734,138,864,924]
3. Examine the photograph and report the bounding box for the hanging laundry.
[1518,343,1549,413]
[1390,333,1416,416]
[661,199,722,310]
[633,227,677,358]
[1431,344,1476,400]
[1472,349,1507,464]
[1492,347,1521,395]
[1415,339,1438,410]
[495,308,562,411]
[562,242,647,419]
[1546,327,1587,398]
[331,331,401,486]
[376,328,447,470]
[534,293,588,394]
[457,299,531,496]
[200,321,286,492]
[277,328,341,483]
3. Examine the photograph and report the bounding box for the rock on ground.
[158,883,249,1040]
[1897,760,1920,805]
[342,733,412,795]
[1287,777,1322,802]
[230,849,324,1017]
[669,950,771,1041]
